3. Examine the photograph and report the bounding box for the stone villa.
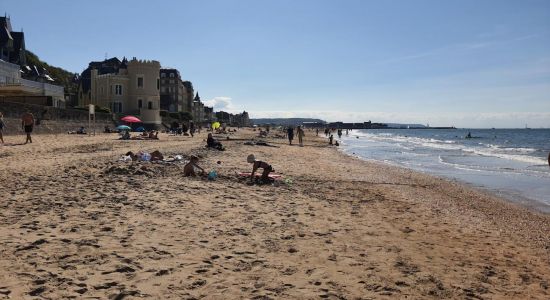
[77,57,161,125]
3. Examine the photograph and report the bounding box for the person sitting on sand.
[148,131,159,139]
[183,155,205,177]
[77,127,86,134]
[120,131,131,140]
[247,154,274,183]
[207,133,225,150]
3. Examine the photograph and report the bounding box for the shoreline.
[338,146,550,214]
[0,129,549,298]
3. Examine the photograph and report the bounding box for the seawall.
[0,101,115,135]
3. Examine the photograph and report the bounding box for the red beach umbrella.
[121,116,142,123]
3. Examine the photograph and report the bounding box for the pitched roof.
[79,57,123,93]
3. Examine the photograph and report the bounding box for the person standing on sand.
[190,121,195,137]
[287,126,294,145]
[0,112,5,144]
[21,111,34,144]
[296,125,305,147]
[316,128,319,136]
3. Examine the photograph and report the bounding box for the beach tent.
[212,122,221,130]
[135,126,145,132]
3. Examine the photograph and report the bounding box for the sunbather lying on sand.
[183,155,205,176]
[125,150,164,162]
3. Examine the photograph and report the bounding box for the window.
[138,99,143,108]
[169,73,175,78]
[115,84,123,95]
[137,76,144,88]
[169,79,175,84]
[113,102,123,113]
[161,87,166,93]
[161,73,166,78]
[148,101,153,109]
[157,78,160,90]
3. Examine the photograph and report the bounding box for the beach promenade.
[0,129,548,299]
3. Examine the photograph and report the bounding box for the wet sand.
[0,129,548,299]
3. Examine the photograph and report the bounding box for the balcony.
[0,78,64,99]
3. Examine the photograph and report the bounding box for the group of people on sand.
[0,111,35,145]
[286,125,305,146]
[121,146,276,184]
[120,130,159,140]
[184,153,275,183]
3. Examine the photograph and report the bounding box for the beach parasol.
[117,125,131,131]
[212,122,221,130]
[121,116,142,123]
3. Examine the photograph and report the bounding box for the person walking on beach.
[0,112,5,144]
[287,126,294,145]
[337,129,342,139]
[190,121,195,137]
[21,111,34,144]
[316,128,319,136]
[296,125,305,147]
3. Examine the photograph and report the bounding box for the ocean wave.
[357,132,547,165]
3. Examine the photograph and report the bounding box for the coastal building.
[77,57,161,125]
[0,59,65,107]
[192,92,204,122]
[159,68,188,113]
[0,16,65,107]
[0,15,26,66]
[215,110,250,127]
[203,106,213,122]
[182,81,194,113]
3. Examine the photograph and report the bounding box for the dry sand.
[0,129,549,299]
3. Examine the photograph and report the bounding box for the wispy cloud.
[203,96,240,113]
[375,33,543,65]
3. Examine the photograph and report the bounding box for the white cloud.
[203,96,239,112]
[248,110,550,128]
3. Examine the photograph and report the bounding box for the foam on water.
[339,128,550,212]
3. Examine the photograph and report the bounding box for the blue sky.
[3,0,550,127]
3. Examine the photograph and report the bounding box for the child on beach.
[247,154,274,183]
[183,155,205,177]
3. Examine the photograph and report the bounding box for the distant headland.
[251,118,455,129]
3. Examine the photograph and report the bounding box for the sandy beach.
[0,129,549,299]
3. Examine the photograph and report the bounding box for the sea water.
[338,129,550,212]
